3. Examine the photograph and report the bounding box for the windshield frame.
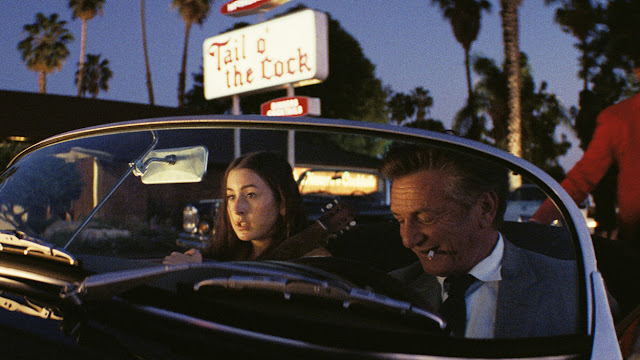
[2,115,598,337]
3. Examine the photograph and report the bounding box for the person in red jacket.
[531,60,640,250]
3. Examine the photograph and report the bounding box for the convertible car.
[0,116,635,359]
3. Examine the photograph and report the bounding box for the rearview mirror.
[135,146,208,184]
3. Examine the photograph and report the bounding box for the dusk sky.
[1,0,585,167]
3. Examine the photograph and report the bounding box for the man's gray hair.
[381,143,509,226]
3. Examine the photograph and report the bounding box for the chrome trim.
[0,268,75,288]
[589,271,623,358]
[128,299,579,360]
[0,231,77,265]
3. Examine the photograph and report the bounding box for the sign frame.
[220,0,293,17]
[203,9,328,100]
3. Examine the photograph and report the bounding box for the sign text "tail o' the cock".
[203,9,328,100]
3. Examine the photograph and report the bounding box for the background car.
[504,183,548,223]
[177,198,222,249]
[505,183,598,233]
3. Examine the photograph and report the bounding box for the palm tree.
[68,0,106,97]
[431,0,491,99]
[75,53,113,98]
[431,0,491,141]
[388,92,415,125]
[18,13,74,94]
[500,0,523,171]
[171,0,213,107]
[411,87,434,122]
[141,0,155,105]
[471,54,571,178]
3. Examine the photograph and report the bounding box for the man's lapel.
[494,239,542,338]
[391,261,442,311]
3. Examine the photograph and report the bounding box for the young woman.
[164,151,327,264]
[208,151,308,260]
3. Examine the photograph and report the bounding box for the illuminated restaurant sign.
[203,9,328,99]
[260,96,320,116]
[220,0,293,17]
[294,168,380,196]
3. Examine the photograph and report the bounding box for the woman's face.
[226,168,282,248]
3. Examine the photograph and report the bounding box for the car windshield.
[0,120,586,349]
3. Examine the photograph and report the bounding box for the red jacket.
[532,92,640,240]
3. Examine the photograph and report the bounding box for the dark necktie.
[440,274,477,337]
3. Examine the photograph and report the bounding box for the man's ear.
[477,191,498,228]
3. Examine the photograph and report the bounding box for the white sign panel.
[203,9,328,100]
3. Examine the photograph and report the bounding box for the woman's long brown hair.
[204,151,307,260]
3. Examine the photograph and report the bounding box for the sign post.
[204,7,329,164]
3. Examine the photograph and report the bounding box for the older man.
[382,144,580,339]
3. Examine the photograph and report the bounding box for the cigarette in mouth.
[428,250,435,260]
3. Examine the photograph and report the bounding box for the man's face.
[390,169,497,277]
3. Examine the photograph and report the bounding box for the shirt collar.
[468,232,503,282]
[436,231,504,292]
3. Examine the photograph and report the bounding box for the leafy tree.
[293,11,388,125]
[406,119,447,132]
[75,53,113,98]
[387,87,446,131]
[171,0,213,107]
[141,0,154,105]
[388,92,415,125]
[0,156,83,234]
[184,67,232,113]
[17,13,74,93]
[605,0,640,69]
[68,0,106,97]
[471,53,572,180]
[453,99,488,139]
[0,140,32,172]
[545,0,637,148]
[545,0,603,91]
[410,87,434,122]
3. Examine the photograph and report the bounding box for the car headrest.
[329,220,575,272]
[500,221,575,260]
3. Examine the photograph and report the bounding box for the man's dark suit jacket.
[389,238,580,338]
